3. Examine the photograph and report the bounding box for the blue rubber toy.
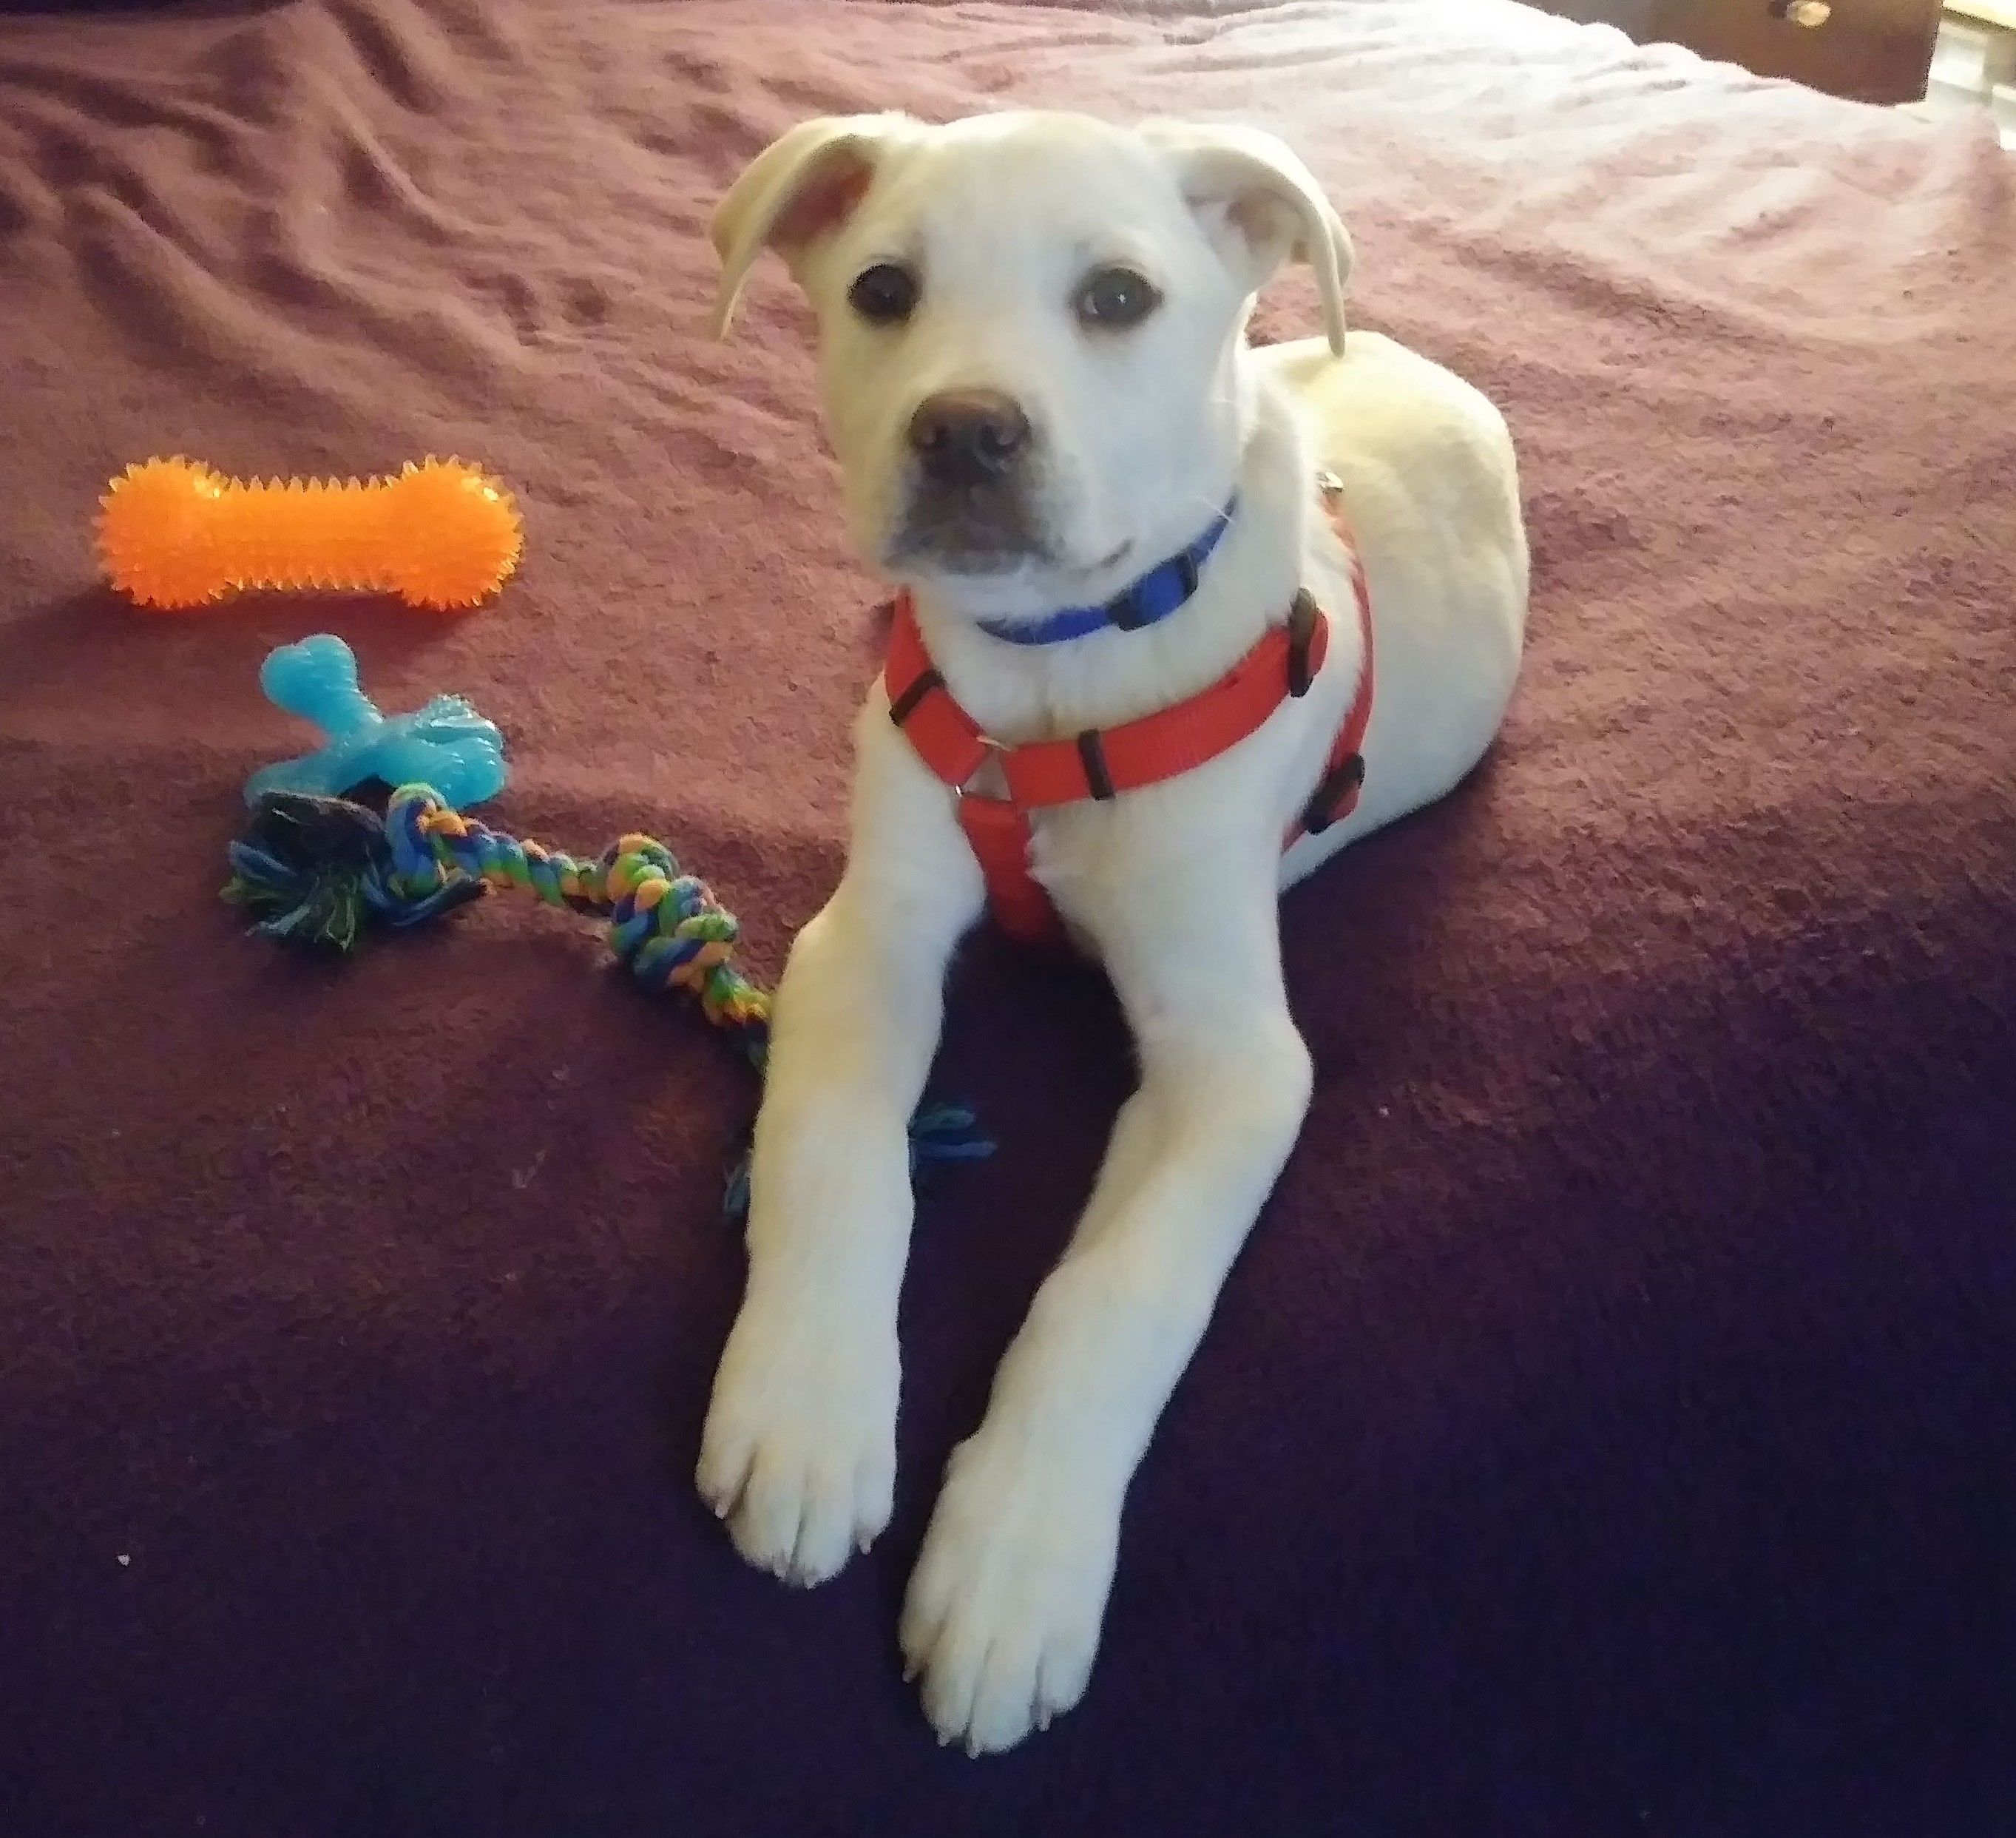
[244,633,507,810]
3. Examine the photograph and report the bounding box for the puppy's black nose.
[907,390,1032,488]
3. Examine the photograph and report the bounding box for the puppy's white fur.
[697,110,1528,1755]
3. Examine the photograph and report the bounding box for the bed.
[2,1,2011,1831]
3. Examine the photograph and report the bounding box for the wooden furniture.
[1532,0,1944,101]
[1945,0,2016,84]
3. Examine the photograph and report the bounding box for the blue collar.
[977,499,1237,646]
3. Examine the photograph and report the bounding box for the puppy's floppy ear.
[708,114,907,339]
[1139,121,1353,356]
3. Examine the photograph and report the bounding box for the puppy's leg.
[901,866,1311,1752]
[698,717,981,1586]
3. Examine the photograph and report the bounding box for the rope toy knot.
[223,782,988,1210]
[238,783,778,1058]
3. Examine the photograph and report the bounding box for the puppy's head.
[710,111,1351,621]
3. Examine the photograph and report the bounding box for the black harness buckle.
[888,665,945,728]
[1076,729,1116,802]
[1302,753,1366,836]
[1285,588,1321,697]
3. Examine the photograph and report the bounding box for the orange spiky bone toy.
[98,456,523,612]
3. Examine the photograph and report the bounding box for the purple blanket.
[1,1,2011,1831]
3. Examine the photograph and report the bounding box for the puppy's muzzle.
[896,388,1047,573]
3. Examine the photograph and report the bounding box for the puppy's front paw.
[899,1430,1120,1755]
[696,1289,898,1587]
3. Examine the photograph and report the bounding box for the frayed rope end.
[721,1103,995,1220]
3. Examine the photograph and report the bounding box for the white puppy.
[697,109,1527,1755]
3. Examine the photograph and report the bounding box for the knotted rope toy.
[223,784,990,1212]
[100,456,523,612]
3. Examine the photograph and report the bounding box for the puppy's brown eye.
[1074,266,1160,330]
[849,263,919,325]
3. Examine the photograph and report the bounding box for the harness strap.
[883,497,1375,945]
[883,598,1332,810]
[1288,526,1376,847]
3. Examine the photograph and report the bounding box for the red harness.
[882,501,1376,947]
